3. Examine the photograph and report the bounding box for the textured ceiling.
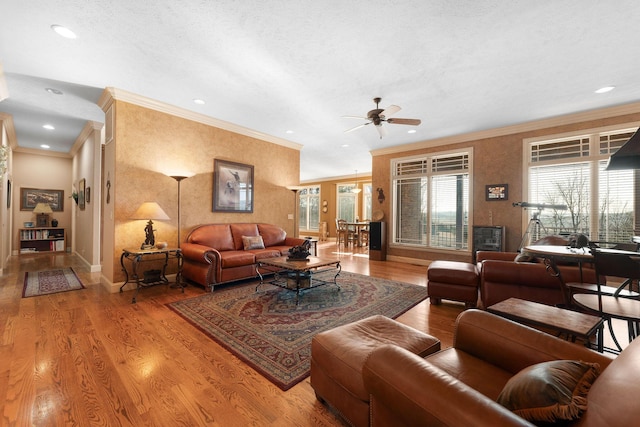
[2,1,640,181]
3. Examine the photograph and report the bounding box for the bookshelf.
[19,228,66,254]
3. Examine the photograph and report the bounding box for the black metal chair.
[572,249,640,353]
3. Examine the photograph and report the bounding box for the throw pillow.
[497,360,600,423]
[242,235,265,250]
[514,253,537,263]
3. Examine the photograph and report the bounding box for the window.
[337,183,357,222]
[525,127,637,243]
[392,150,471,250]
[363,183,373,220]
[298,186,320,231]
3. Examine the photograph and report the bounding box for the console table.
[120,247,184,303]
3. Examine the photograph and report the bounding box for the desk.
[488,297,604,351]
[120,247,184,303]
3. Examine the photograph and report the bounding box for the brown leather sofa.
[477,250,598,308]
[181,223,306,290]
[362,309,640,427]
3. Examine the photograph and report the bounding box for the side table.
[120,247,184,303]
[487,297,604,352]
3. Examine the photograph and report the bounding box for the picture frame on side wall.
[20,188,64,211]
[213,159,254,213]
[79,179,86,210]
[486,184,508,201]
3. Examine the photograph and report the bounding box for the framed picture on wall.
[213,159,254,212]
[79,179,86,210]
[20,188,64,211]
[486,184,508,201]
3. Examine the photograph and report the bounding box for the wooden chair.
[572,249,640,353]
[335,219,349,246]
[359,220,370,247]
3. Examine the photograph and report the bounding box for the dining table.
[347,222,370,247]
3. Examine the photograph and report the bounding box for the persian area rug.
[22,268,86,298]
[167,271,429,390]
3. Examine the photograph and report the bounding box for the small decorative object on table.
[287,240,311,260]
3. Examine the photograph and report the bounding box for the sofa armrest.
[283,237,307,247]
[181,242,221,264]
[476,251,520,262]
[454,310,613,374]
[363,345,534,427]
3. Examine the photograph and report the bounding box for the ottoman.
[310,315,441,427]
[427,260,479,308]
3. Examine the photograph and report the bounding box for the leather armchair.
[363,310,625,427]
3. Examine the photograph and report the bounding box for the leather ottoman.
[427,260,479,308]
[310,315,441,427]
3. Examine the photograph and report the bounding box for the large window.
[298,186,320,231]
[392,150,471,250]
[363,183,373,220]
[337,183,357,222]
[525,127,637,243]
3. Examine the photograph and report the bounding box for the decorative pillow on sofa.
[497,360,600,423]
[242,235,265,250]
[514,253,537,263]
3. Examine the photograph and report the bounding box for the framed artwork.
[79,179,86,210]
[486,184,508,201]
[20,188,64,211]
[213,159,254,212]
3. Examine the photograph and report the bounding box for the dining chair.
[359,220,370,247]
[572,249,640,353]
[335,219,349,246]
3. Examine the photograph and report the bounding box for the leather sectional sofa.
[180,223,306,290]
[363,309,639,426]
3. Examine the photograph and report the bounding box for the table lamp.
[130,202,170,249]
[33,203,53,227]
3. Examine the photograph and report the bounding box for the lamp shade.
[33,203,53,213]
[130,202,170,220]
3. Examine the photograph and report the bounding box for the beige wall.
[372,111,640,263]
[105,99,301,284]
[11,152,74,253]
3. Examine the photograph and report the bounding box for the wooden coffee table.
[487,297,604,352]
[256,256,341,302]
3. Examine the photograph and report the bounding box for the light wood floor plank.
[0,241,465,426]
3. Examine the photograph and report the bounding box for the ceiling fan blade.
[387,118,421,126]
[380,105,401,118]
[344,123,369,133]
[342,115,368,120]
[375,124,387,139]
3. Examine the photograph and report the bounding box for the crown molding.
[0,112,17,149]
[98,87,303,151]
[371,101,640,156]
[11,146,72,158]
[70,121,104,157]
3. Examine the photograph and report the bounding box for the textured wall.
[109,100,300,282]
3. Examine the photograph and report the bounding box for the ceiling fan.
[343,97,421,138]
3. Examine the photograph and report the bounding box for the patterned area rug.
[168,271,429,390]
[22,268,86,298]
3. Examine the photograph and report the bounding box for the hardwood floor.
[0,242,464,426]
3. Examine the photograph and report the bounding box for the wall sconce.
[33,203,53,227]
[376,187,385,204]
[130,202,170,249]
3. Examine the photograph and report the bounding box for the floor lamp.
[286,185,304,238]
[170,175,190,248]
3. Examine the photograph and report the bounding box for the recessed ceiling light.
[286,130,294,134]
[45,87,63,95]
[40,144,50,149]
[43,124,55,130]
[595,86,615,94]
[341,144,349,148]
[51,24,77,39]
[407,129,417,134]
[193,99,205,105]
